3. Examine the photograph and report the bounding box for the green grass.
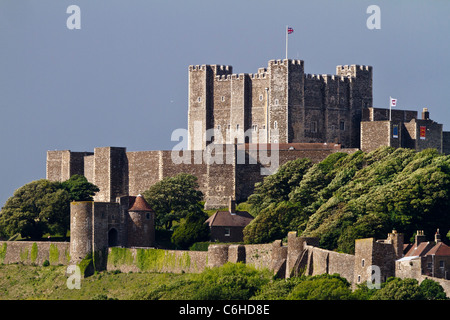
[0,263,191,300]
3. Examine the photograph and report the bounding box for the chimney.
[229,197,236,214]
[422,108,429,120]
[435,229,441,243]
[388,230,404,259]
[415,230,426,248]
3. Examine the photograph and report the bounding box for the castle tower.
[70,201,117,273]
[188,64,233,150]
[354,238,395,288]
[92,147,129,202]
[187,59,372,150]
[267,59,304,143]
[126,195,155,247]
[70,201,94,262]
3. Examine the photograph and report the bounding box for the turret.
[126,195,155,247]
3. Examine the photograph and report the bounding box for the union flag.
[287,27,294,34]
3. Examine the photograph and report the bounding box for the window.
[393,125,399,138]
[221,96,225,102]
[274,121,278,129]
[340,120,345,131]
[236,124,240,130]
[274,99,279,105]
[440,261,445,269]
[217,125,221,131]
[252,124,258,132]
[224,228,231,237]
[146,213,150,220]
[357,275,361,283]
[311,121,317,133]
[227,124,231,130]
[361,259,365,267]
[259,95,263,101]
[197,97,202,102]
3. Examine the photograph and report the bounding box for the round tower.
[126,195,155,247]
[70,201,93,262]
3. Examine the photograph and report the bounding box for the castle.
[1,58,450,295]
[46,58,449,210]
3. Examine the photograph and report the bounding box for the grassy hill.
[1,263,447,301]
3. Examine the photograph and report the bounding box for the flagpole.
[285,25,288,60]
[389,96,391,121]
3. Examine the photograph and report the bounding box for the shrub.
[287,274,353,300]
[192,263,271,300]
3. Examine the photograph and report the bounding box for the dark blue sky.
[1,0,449,207]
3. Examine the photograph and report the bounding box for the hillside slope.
[244,147,450,253]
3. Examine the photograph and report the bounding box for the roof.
[425,242,450,256]
[397,256,420,262]
[404,241,435,257]
[205,210,253,228]
[128,195,154,212]
[237,143,342,151]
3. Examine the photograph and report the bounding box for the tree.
[243,147,450,253]
[247,158,312,216]
[142,173,204,230]
[286,274,354,300]
[60,174,99,201]
[192,263,272,300]
[419,278,448,300]
[171,209,210,249]
[370,278,425,300]
[0,180,70,239]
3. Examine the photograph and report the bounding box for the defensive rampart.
[0,241,70,266]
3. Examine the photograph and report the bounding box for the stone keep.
[188,59,372,149]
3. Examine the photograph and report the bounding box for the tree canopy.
[142,173,204,230]
[0,176,99,240]
[0,180,70,239]
[60,174,99,201]
[243,147,450,253]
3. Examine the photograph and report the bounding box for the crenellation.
[189,64,207,72]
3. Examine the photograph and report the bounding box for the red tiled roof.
[129,195,154,212]
[404,241,434,257]
[237,143,342,151]
[205,210,253,228]
[425,242,450,256]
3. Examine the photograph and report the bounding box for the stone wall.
[360,121,390,152]
[0,241,70,266]
[305,246,354,283]
[107,247,208,274]
[46,150,93,182]
[106,243,274,275]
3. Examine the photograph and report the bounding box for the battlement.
[211,64,233,76]
[250,72,268,80]
[215,73,248,81]
[188,64,233,75]
[189,64,207,72]
[305,73,349,83]
[269,59,303,66]
[336,64,372,78]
